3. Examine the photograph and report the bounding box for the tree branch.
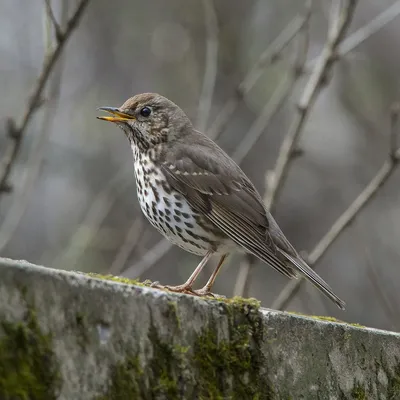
[307,0,400,71]
[0,0,69,253]
[272,104,400,310]
[53,167,131,270]
[44,0,63,41]
[264,0,358,211]
[196,0,219,132]
[208,7,311,140]
[109,218,144,275]
[233,1,312,297]
[0,0,91,199]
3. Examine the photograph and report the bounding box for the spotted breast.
[133,148,234,256]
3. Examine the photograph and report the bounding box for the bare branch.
[234,3,312,297]
[233,254,253,296]
[109,218,144,275]
[358,238,400,331]
[232,75,293,163]
[307,1,400,70]
[208,6,311,140]
[239,6,311,96]
[341,1,400,56]
[264,0,358,211]
[272,106,400,310]
[0,0,91,199]
[0,0,69,253]
[53,167,131,270]
[44,0,63,41]
[124,239,175,279]
[196,0,219,132]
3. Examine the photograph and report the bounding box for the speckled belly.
[134,159,232,256]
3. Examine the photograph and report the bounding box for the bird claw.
[150,282,196,295]
[192,288,216,297]
[164,285,196,295]
[150,282,216,298]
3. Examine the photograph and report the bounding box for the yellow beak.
[97,107,135,122]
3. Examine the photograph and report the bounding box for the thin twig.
[232,5,312,164]
[231,75,293,163]
[0,0,69,253]
[196,0,219,132]
[265,0,358,211]
[233,254,253,296]
[124,239,177,279]
[365,256,399,331]
[307,1,400,70]
[208,9,310,140]
[272,105,400,310]
[53,167,132,270]
[109,217,144,275]
[234,2,312,297]
[355,231,400,331]
[44,0,63,41]
[0,0,91,199]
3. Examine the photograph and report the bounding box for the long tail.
[279,249,346,310]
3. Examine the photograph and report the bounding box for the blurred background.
[1,0,400,331]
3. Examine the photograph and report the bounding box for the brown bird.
[97,93,345,309]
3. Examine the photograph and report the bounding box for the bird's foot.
[191,286,216,297]
[150,281,196,295]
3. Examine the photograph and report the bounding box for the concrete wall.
[0,257,399,399]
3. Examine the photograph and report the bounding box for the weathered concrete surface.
[0,258,399,400]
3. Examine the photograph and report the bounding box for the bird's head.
[97,93,192,151]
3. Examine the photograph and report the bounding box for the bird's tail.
[279,249,346,310]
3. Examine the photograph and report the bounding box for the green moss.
[287,312,365,328]
[96,296,272,399]
[0,307,62,399]
[95,355,145,400]
[84,272,152,287]
[165,300,180,330]
[192,298,273,399]
[147,325,180,399]
[348,322,366,328]
[351,384,366,399]
[96,324,187,399]
[75,312,90,351]
[215,295,261,310]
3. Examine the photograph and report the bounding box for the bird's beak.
[97,107,135,122]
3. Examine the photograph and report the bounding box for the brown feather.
[159,128,346,309]
[159,130,298,279]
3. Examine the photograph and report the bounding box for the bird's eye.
[140,106,152,117]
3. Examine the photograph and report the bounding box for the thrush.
[97,93,345,309]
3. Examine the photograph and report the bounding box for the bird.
[97,93,345,310]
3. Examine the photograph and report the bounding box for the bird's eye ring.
[140,106,152,117]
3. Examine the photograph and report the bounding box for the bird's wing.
[159,132,345,309]
[160,133,297,279]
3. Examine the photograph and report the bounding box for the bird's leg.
[193,254,228,297]
[151,250,213,294]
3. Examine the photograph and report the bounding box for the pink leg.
[151,250,213,294]
[193,254,228,296]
